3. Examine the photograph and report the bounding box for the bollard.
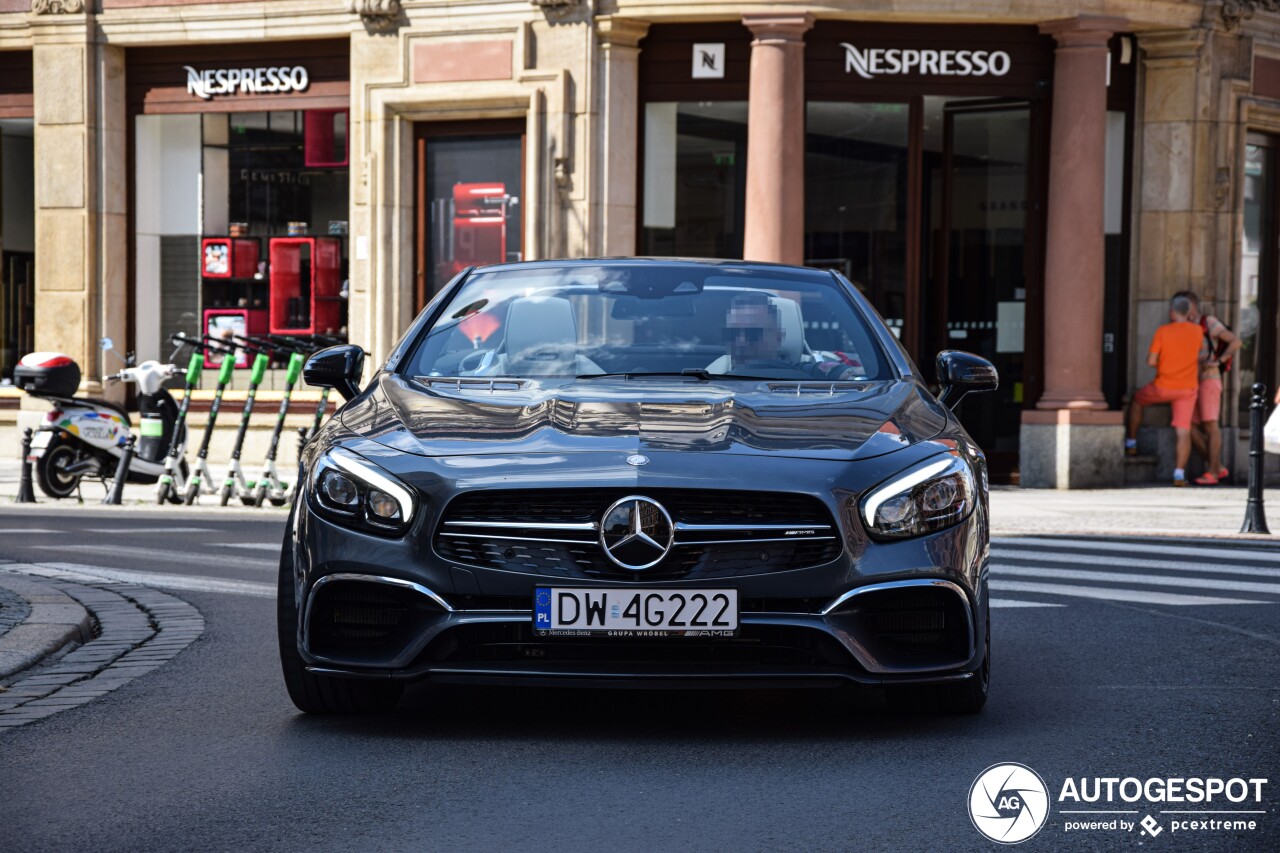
[1241,382,1270,534]
[16,427,37,503]
[102,435,136,506]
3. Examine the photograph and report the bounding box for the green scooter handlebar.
[218,352,237,385]
[249,352,269,385]
[185,351,204,385]
[285,352,304,386]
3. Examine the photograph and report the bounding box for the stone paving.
[0,564,204,731]
[0,583,29,641]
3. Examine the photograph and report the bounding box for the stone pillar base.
[1019,410,1125,489]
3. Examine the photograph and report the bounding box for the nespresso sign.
[184,65,311,100]
[841,43,1011,79]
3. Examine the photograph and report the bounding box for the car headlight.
[860,454,976,540]
[310,447,416,536]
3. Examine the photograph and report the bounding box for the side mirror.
[304,344,365,401]
[936,350,998,410]
[100,336,115,352]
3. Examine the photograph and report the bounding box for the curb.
[0,564,205,730]
[0,573,95,681]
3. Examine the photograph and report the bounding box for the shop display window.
[640,102,747,259]
[204,308,268,368]
[420,132,523,300]
[135,109,349,378]
[0,118,35,383]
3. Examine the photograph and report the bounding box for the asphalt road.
[0,505,1277,852]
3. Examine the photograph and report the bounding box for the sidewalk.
[989,484,1277,539]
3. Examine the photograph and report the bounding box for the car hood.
[340,374,950,461]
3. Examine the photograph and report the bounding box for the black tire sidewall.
[36,438,83,499]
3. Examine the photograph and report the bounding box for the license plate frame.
[533,587,738,637]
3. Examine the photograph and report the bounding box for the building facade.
[0,0,1279,486]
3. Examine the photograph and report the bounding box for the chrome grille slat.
[434,489,842,580]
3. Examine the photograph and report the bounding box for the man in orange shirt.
[1125,294,1203,486]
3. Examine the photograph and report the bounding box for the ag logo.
[968,763,1049,844]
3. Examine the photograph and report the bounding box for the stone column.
[596,18,649,256]
[742,13,812,265]
[1019,16,1126,488]
[29,7,106,397]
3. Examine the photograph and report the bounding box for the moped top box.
[15,352,81,398]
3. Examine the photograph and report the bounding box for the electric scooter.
[179,335,248,505]
[15,338,184,499]
[154,337,209,505]
[249,347,306,507]
[217,338,273,506]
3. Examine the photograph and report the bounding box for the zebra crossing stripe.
[990,550,1280,579]
[990,579,1263,606]
[991,537,1280,565]
[994,565,1280,596]
[991,599,1065,609]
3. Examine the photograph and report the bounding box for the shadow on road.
[281,684,1005,744]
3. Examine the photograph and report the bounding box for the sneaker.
[1194,473,1219,486]
[1173,477,1189,487]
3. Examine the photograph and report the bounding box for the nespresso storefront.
[639,22,1135,478]
[126,40,350,388]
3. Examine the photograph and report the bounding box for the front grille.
[418,622,856,669]
[446,594,828,613]
[434,488,842,581]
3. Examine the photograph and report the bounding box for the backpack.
[1200,316,1233,372]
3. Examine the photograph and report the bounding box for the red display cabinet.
[450,182,509,276]
[268,237,342,335]
[304,109,349,168]
[203,308,268,368]
[201,238,260,279]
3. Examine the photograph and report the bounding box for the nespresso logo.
[841,43,1012,79]
[183,65,311,100]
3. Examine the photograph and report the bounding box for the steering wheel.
[457,349,494,374]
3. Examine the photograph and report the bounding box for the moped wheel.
[36,439,82,499]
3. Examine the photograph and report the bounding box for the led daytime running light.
[328,448,414,522]
[862,458,952,528]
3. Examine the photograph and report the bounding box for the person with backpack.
[1175,290,1241,485]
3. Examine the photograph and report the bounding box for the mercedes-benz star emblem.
[599,495,674,570]
[626,454,649,466]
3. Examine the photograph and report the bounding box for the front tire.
[277,522,404,714]
[35,437,82,499]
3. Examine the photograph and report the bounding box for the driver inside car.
[716,293,866,380]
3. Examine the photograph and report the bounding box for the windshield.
[402,264,893,382]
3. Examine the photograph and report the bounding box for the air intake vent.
[414,377,529,392]
[766,382,868,396]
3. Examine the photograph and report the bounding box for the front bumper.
[289,445,990,688]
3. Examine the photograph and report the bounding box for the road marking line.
[990,579,1264,606]
[994,565,1280,596]
[990,550,1280,579]
[31,543,275,569]
[990,598,1065,609]
[0,529,57,534]
[992,537,1280,564]
[37,562,274,598]
[83,527,213,535]
[214,543,282,552]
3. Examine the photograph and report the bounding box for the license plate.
[28,430,52,458]
[534,588,738,637]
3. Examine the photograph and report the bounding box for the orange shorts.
[1195,377,1222,424]
[1134,382,1197,430]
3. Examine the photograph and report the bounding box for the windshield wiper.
[575,369,777,381]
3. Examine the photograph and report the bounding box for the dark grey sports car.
[280,258,997,714]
